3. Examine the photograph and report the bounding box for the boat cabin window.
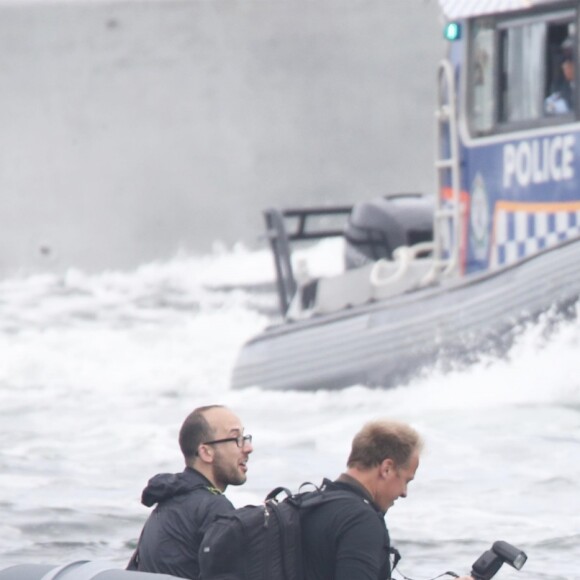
[467,9,577,136]
[470,20,495,134]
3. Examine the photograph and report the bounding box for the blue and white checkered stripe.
[490,204,580,267]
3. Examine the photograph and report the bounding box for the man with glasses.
[127,405,253,579]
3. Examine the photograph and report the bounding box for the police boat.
[231,0,580,391]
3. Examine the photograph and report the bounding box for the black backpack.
[198,484,361,580]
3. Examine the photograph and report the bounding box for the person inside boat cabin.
[126,405,253,579]
[545,35,575,115]
[300,419,473,580]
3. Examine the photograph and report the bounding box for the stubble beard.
[213,451,247,488]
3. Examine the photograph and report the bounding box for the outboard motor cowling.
[344,193,434,269]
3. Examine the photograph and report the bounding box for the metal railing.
[432,58,462,278]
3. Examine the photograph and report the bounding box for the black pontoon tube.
[0,561,181,580]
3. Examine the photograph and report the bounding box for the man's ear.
[196,444,214,464]
[380,458,395,477]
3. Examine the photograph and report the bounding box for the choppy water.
[1,242,579,580]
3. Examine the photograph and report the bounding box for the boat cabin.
[440,0,580,277]
[265,0,580,320]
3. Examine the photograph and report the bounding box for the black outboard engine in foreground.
[344,193,434,269]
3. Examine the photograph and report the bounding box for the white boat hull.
[231,236,580,390]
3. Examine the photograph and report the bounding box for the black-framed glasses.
[203,434,252,449]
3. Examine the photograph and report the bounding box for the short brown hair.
[347,420,423,469]
[178,405,223,461]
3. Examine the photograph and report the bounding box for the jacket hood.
[141,468,212,507]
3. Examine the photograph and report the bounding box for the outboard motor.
[344,193,434,269]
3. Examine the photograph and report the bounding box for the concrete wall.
[0,0,445,275]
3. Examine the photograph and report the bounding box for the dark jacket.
[301,475,391,580]
[127,467,234,580]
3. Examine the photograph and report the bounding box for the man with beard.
[127,405,253,579]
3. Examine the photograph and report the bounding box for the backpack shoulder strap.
[263,482,375,513]
[265,486,293,502]
[296,487,376,513]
